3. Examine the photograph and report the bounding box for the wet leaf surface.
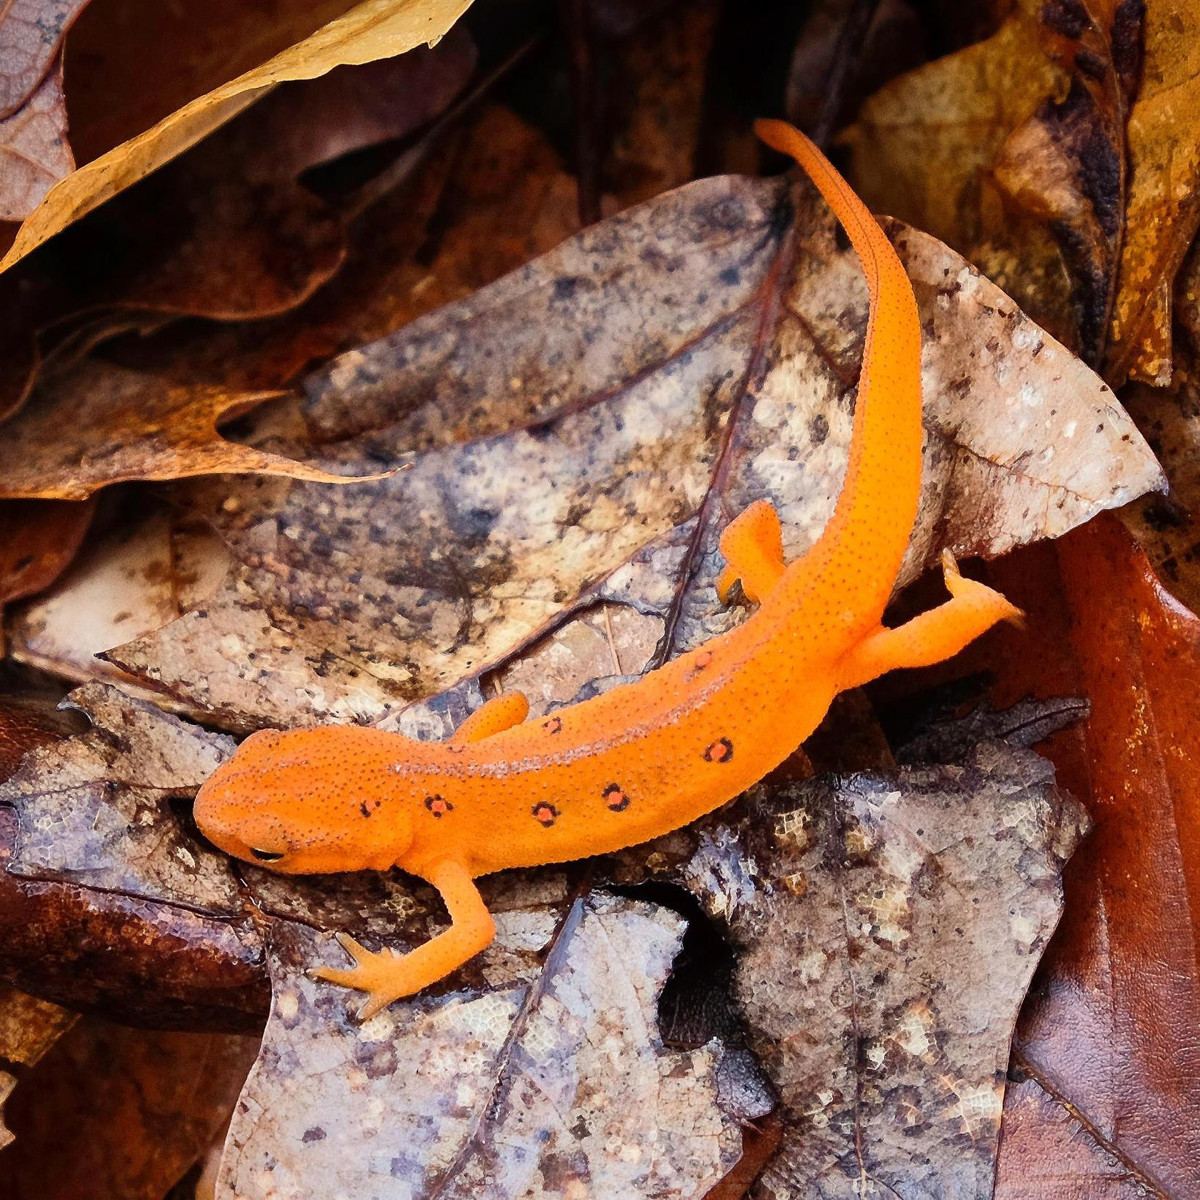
[99,172,1161,730]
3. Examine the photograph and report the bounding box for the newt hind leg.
[718,499,786,605]
[839,550,1023,688]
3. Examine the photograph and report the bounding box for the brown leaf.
[0,0,477,270]
[1120,358,1200,614]
[0,0,90,119]
[102,174,1161,730]
[979,516,1200,1192]
[94,102,579,404]
[0,36,477,422]
[221,902,744,1198]
[0,684,270,1029]
[0,363,393,500]
[847,0,1142,372]
[0,55,73,221]
[8,508,230,696]
[0,1016,257,1200]
[1107,0,1200,383]
[0,690,77,784]
[0,498,94,607]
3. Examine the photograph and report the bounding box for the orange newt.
[194,120,1021,1020]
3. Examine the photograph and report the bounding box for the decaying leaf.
[974,517,1200,1193]
[0,0,91,121]
[0,987,77,1150]
[8,509,230,696]
[0,678,1087,1196]
[1107,0,1200,383]
[1121,361,1200,614]
[661,740,1088,1197]
[0,1016,258,1199]
[847,0,1142,371]
[0,363,396,500]
[0,34,477,426]
[0,55,73,222]
[98,172,1162,730]
[0,498,94,608]
[0,0,477,270]
[222,901,744,1198]
[0,684,269,1029]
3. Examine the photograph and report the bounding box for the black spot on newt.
[603,783,630,812]
[425,794,453,818]
[359,799,383,818]
[703,737,734,763]
[532,802,559,827]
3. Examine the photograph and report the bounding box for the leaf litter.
[89,170,1164,731]
[0,677,1087,1197]
[0,58,1177,1197]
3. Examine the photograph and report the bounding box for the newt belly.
[194,121,1022,1020]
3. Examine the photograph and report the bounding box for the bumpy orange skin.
[194,121,1021,1019]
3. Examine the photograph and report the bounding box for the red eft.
[194,120,1021,1020]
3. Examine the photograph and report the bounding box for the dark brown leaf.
[978,516,1200,1193]
[0,498,94,607]
[1,1016,257,1200]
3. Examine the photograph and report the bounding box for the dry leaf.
[0,1016,258,1200]
[221,902,744,1198]
[0,0,477,271]
[1120,354,1200,614]
[8,508,230,695]
[0,498,94,608]
[0,363,393,499]
[0,684,270,1029]
[0,0,90,118]
[847,0,1142,372]
[0,36,476,423]
[1107,0,1200,383]
[0,987,77,1149]
[99,173,1162,730]
[0,55,73,221]
[0,679,1085,1195]
[643,739,1086,1197]
[969,516,1200,1193]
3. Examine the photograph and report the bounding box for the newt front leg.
[312,858,495,1020]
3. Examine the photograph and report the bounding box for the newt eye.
[249,847,285,862]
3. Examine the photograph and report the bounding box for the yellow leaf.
[0,0,474,273]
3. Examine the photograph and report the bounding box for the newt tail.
[194,121,1022,1021]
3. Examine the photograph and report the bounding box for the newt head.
[194,726,414,875]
